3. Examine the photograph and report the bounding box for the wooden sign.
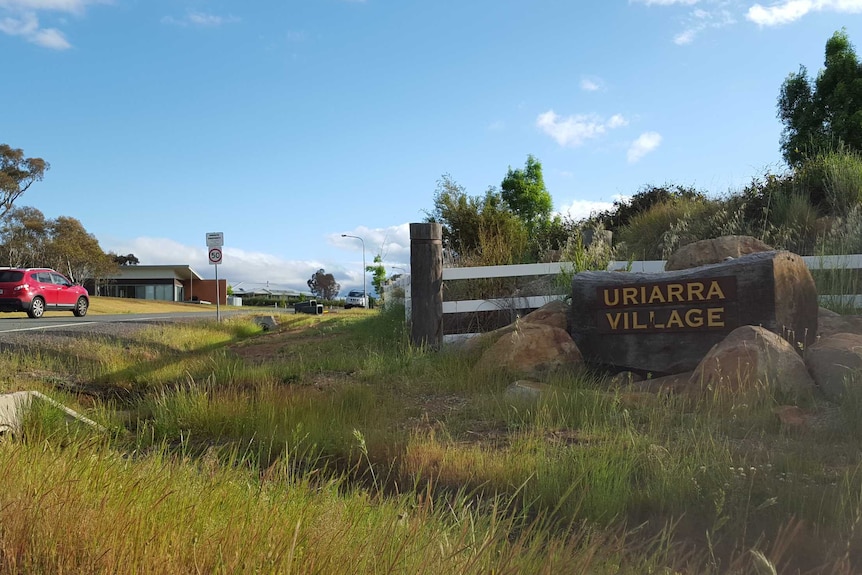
[570,251,818,374]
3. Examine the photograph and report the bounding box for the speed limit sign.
[208,247,223,265]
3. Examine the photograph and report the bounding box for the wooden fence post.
[410,223,443,348]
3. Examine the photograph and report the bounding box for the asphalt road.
[0,310,251,334]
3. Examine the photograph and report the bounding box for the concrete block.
[0,391,34,436]
[0,391,106,438]
[254,316,279,331]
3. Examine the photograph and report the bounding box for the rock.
[464,299,568,352]
[571,251,818,374]
[615,390,661,409]
[254,315,279,331]
[773,405,844,434]
[630,371,695,395]
[805,332,862,401]
[475,323,583,378]
[819,307,840,318]
[817,311,862,339]
[690,326,816,397]
[505,380,554,400]
[665,235,773,271]
[773,405,808,430]
[521,299,569,331]
[608,370,644,386]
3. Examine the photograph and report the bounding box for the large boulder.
[520,299,569,330]
[690,325,815,397]
[817,309,862,339]
[805,332,862,401]
[665,236,773,271]
[475,322,583,377]
[464,299,568,351]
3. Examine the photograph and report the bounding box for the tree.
[778,29,862,165]
[110,253,140,266]
[0,145,49,219]
[426,174,483,257]
[500,154,552,229]
[307,269,340,300]
[0,208,116,282]
[474,190,528,265]
[365,255,386,301]
[47,216,116,283]
[426,174,530,264]
[0,206,50,267]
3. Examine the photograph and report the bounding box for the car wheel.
[28,297,45,318]
[73,296,89,317]
[345,305,351,310]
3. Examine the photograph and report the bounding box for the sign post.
[206,232,224,322]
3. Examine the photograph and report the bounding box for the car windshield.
[0,271,24,282]
[348,291,364,297]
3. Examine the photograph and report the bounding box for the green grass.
[2,307,862,573]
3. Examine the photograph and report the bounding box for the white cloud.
[559,199,615,221]
[536,110,628,147]
[631,0,700,5]
[31,25,68,48]
[580,76,603,92]
[0,11,69,48]
[331,223,411,262]
[162,11,240,27]
[674,28,698,44]
[746,0,862,26]
[674,7,736,45]
[557,194,630,221]
[630,0,736,44]
[188,12,236,26]
[0,11,36,34]
[607,114,629,129]
[0,0,108,47]
[627,132,663,163]
[0,0,107,13]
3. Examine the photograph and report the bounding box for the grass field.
[1,305,861,573]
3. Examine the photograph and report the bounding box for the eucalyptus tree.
[0,144,49,219]
[778,29,862,165]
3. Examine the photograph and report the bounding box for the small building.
[92,265,227,305]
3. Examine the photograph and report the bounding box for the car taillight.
[13,283,29,293]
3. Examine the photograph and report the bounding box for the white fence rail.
[391,254,862,343]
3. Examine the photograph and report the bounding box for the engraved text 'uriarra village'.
[596,277,738,333]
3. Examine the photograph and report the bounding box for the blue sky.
[2,0,861,295]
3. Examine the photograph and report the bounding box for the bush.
[822,150,862,216]
[616,197,718,260]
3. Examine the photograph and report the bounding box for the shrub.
[616,197,718,260]
[822,150,862,216]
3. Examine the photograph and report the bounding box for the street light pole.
[341,233,366,306]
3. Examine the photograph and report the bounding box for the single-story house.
[89,265,227,305]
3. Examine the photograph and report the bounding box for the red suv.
[0,268,89,318]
